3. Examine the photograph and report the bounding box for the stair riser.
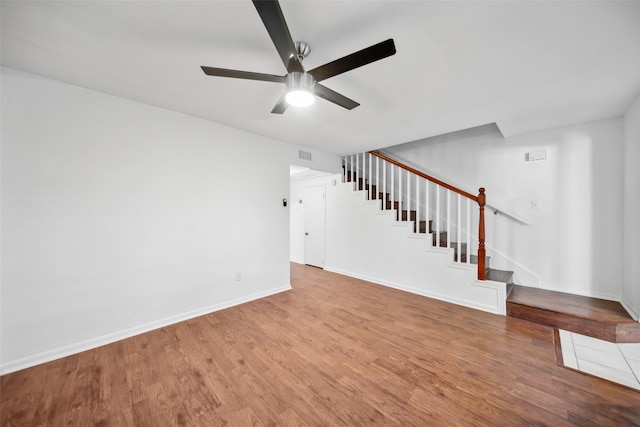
[507,303,622,342]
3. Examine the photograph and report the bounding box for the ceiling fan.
[201,0,396,114]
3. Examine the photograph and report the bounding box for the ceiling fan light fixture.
[286,89,315,108]
[285,72,316,108]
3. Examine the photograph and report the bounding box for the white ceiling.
[2,1,640,156]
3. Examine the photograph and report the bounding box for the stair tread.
[486,268,514,284]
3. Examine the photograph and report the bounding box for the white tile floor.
[559,329,640,391]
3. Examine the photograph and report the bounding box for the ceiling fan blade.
[252,0,304,73]
[271,94,288,114]
[314,84,360,110]
[308,39,396,82]
[201,66,285,83]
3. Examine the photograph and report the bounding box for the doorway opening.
[289,165,333,268]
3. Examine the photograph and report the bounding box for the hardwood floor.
[2,263,639,426]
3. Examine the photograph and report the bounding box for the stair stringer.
[325,181,506,315]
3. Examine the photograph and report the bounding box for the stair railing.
[342,151,487,280]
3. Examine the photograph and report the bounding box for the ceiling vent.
[298,150,312,161]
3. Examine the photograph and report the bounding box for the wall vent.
[298,150,312,161]
[525,150,547,162]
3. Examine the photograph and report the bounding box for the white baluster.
[457,194,462,263]
[466,198,471,264]
[376,156,379,201]
[344,156,347,183]
[356,153,359,190]
[362,153,365,191]
[350,154,354,183]
[363,152,367,190]
[391,164,395,213]
[346,156,349,183]
[416,177,420,233]
[446,190,451,248]
[426,181,430,236]
[368,153,372,199]
[436,185,440,247]
[398,168,403,221]
[383,161,387,208]
[361,154,365,189]
[360,153,364,190]
[345,156,348,182]
[407,170,411,223]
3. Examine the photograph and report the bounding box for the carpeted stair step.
[486,268,514,284]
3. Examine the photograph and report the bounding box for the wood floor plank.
[2,263,639,426]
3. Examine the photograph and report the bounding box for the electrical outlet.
[235,272,242,281]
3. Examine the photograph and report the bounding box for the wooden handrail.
[367,150,487,281]
[370,151,478,202]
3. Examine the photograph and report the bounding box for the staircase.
[341,151,640,343]
[346,166,513,287]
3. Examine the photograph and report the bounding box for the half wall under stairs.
[324,176,508,315]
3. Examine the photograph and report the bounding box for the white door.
[304,185,325,268]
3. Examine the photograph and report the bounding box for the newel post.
[477,188,486,280]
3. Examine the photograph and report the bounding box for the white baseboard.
[290,257,305,264]
[621,297,640,321]
[324,266,503,315]
[0,285,291,375]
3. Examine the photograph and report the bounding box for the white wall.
[0,68,340,373]
[623,94,640,319]
[383,119,624,300]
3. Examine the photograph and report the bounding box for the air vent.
[525,150,547,162]
[298,150,312,161]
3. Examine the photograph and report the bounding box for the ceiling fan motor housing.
[286,72,316,93]
[285,72,316,107]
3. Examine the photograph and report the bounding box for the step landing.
[507,285,640,343]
